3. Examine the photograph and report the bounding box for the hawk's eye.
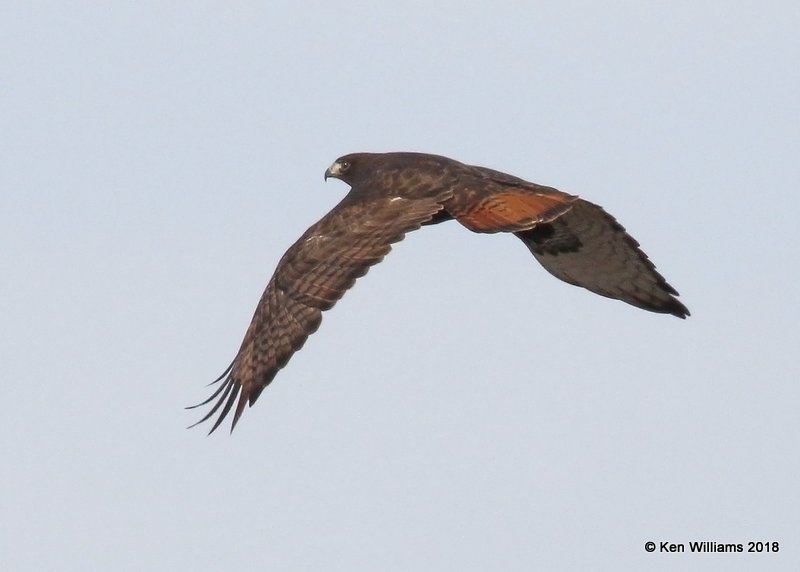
[340,160,351,171]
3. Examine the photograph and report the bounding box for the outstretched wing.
[189,188,451,433]
[515,199,689,318]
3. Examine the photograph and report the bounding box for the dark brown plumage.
[189,152,689,433]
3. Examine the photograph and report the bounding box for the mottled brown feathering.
[189,152,688,433]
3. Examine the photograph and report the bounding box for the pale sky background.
[2,2,799,571]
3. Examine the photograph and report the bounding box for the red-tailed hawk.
[189,152,689,433]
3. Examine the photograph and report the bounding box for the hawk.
[189,152,689,433]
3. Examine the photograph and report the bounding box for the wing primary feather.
[230,391,249,433]
[186,376,238,432]
[208,380,240,435]
[185,361,236,409]
[185,379,228,411]
[201,378,239,435]
[208,361,235,385]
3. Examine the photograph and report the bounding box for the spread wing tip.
[663,297,690,319]
[186,366,247,435]
[627,284,690,319]
[645,299,690,319]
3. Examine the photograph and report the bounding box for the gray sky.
[2,2,798,570]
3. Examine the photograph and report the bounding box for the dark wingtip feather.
[228,391,249,433]
[626,286,689,319]
[186,360,242,435]
[185,360,235,412]
[666,298,690,319]
[646,279,689,319]
[206,380,240,435]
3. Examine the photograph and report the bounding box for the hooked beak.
[324,161,340,181]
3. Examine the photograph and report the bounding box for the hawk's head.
[324,156,352,183]
[324,153,366,184]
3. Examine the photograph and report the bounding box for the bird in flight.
[189,152,689,433]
